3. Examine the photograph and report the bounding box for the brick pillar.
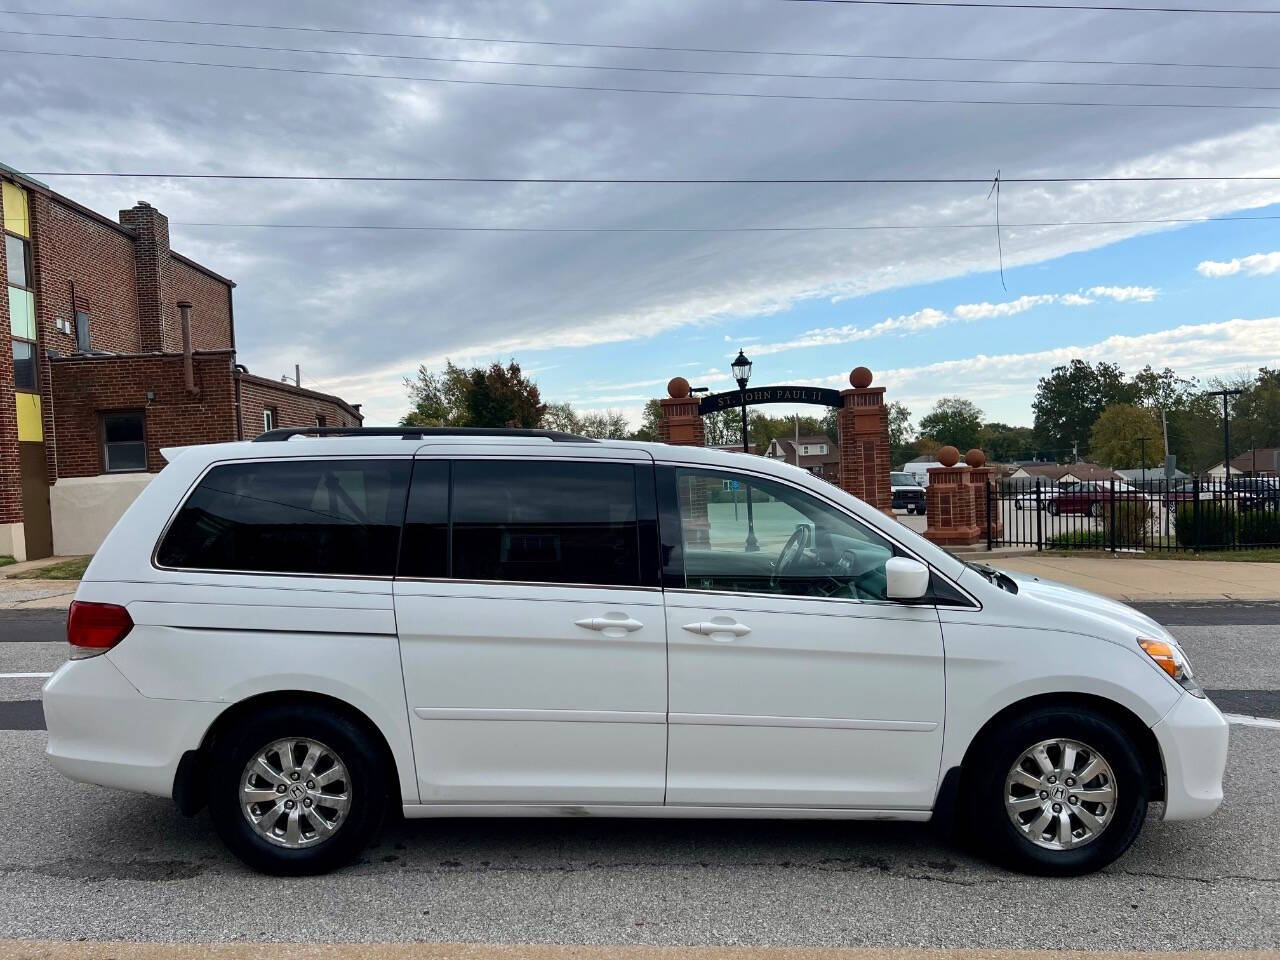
[657,377,706,447]
[924,446,981,546]
[658,376,708,544]
[118,201,172,353]
[836,366,892,514]
[962,448,1003,541]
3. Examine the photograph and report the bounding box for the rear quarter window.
[156,458,411,577]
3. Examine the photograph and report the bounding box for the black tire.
[1089,502,1104,519]
[1046,501,1060,517]
[966,705,1147,876]
[207,702,388,875]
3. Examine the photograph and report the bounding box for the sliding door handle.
[575,615,645,635]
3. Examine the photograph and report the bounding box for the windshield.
[890,472,916,485]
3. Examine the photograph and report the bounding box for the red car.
[1045,481,1148,517]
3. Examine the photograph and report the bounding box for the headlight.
[1138,636,1204,698]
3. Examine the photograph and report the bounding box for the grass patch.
[0,555,14,567]
[11,556,92,580]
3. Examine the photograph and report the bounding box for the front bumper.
[1151,691,1229,821]
[43,655,222,800]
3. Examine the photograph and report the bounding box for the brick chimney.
[119,201,172,353]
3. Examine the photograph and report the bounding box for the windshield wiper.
[965,560,1019,594]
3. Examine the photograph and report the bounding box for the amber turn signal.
[1138,638,1181,678]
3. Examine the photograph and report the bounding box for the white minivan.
[44,428,1228,876]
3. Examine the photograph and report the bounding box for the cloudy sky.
[4,0,1280,430]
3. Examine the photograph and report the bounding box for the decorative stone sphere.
[667,376,691,399]
[965,448,986,468]
[937,445,960,468]
[849,366,874,389]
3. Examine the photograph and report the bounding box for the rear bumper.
[43,655,221,800]
[1152,691,1229,821]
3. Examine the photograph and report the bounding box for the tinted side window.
[451,460,641,587]
[398,459,450,579]
[157,458,411,576]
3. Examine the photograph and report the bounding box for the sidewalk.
[991,555,1280,602]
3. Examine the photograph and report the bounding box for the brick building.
[1,166,362,560]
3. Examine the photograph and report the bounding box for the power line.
[779,0,1280,11]
[165,214,1280,232]
[8,28,1280,93]
[23,172,1280,184]
[0,9,1275,72]
[8,47,1280,111]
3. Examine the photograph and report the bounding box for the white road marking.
[1223,712,1280,730]
[0,672,52,679]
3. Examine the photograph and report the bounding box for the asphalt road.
[0,601,1277,949]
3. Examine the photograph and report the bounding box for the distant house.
[1207,447,1280,478]
[765,435,840,481]
[1008,461,1121,484]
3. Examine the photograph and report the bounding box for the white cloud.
[820,316,1280,424]
[1086,286,1159,302]
[952,294,1058,320]
[1197,252,1280,278]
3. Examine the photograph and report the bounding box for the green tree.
[540,402,580,433]
[402,359,545,428]
[1233,367,1280,453]
[704,407,744,447]
[977,422,1036,463]
[630,398,663,442]
[1089,403,1165,468]
[1032,360,1137,459]
[918,397,984,452]
[887,401,914,468]
[576,409,631,439]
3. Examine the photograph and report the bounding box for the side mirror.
[885,557,930,601]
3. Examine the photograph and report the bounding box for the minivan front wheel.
[208,704,387,875]
[969,706,1147,875]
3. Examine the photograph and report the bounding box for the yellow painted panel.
[2,182,30,238]
[15,392,42,442]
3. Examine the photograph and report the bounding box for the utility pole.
[1205,388,1242,480]
[1136,436,1149,486]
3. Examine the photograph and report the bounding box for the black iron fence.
[987,476,1280,553]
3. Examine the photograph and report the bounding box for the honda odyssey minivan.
[44,427,1228,875]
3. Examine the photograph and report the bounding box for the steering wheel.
[771,524,812,588]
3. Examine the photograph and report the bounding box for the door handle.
[682,619,752,640]
[574,615,645,636]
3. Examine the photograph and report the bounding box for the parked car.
[890,471,927,514]
[1046,481,1148,518]
[1226,476,1280,512]
[44,428,1226,877]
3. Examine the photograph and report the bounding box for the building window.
[101,411,147,473]
[74,308,91,352]
[316,414,326,428]
[5,233,30,288]
[10,339,35,391]
[263,406,277,433]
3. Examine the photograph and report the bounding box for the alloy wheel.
[240,738,352,848]
[1004,738,1116,851]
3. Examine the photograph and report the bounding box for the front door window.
[675,468,897,601]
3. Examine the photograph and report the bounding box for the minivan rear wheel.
[968,705,1147,875]
[208,703,387,875]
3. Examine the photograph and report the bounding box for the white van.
[44,428,1227,876]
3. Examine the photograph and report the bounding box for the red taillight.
[67,601,133,658]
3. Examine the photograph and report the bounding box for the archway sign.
[657,366,894,515]
[697,385,842,416]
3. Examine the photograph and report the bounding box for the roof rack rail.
[252,426,597,443]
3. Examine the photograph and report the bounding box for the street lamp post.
[731,349,760,552]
